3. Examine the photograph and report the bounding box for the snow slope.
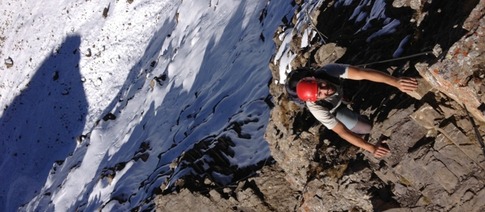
[0,0,295,211]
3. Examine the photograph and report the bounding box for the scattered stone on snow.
[5,57,14,68]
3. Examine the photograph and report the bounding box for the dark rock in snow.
[102,112,116,121]
[5,57,14,68]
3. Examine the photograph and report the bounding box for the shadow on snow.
[0,35,87,211]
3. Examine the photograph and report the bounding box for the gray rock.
[314,43,346,66]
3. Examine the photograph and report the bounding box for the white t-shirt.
[306,64,349,129]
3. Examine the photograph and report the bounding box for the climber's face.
[316,80,336,100]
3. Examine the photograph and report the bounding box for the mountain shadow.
[0,35,87,211]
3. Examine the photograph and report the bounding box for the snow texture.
[0,0,294,211]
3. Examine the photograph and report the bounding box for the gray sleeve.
[306,102,338,129]
[319,63,349,79]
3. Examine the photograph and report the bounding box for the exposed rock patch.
[156,164,300,212]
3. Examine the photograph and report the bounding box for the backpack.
[285,68,312,105]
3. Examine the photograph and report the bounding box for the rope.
[305,10,328,44]
[464,105,485,156]
[356,51,434,67]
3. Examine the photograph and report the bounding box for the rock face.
[156,0,485,211]
[264,0,485,211]
[156,164,300,212]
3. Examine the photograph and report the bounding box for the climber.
[287,63,418,158]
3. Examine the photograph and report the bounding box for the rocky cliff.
[156,0,485,211]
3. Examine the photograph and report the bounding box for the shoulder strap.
[314,99,335,110]
[313,68,342,86]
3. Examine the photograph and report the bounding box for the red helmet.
[296,79,318,102]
